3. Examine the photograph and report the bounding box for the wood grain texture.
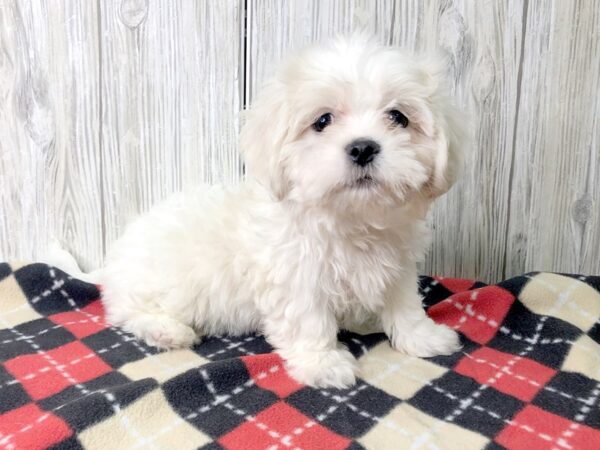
[246,0,525,281]
[505,0,600,277]
[421,1,525,282]
[0,1,102,269]
[99,0,244,255]
[101,0,243,256]
[1,1,598,280]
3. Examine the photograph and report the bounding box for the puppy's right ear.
[418,57,469,199]
[240,79,290,199]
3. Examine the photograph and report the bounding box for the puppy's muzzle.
[346,138,380,167]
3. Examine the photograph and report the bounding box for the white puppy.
[100,36,465,388]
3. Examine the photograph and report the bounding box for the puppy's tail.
[39,239,103,284]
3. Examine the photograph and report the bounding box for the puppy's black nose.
[346,138,380,167]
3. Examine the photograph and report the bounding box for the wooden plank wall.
[0,0,598,281]
[0,1,103,270]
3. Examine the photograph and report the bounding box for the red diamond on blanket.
[242,353,302,398]
[218,401,350,450]
[49,300,107,339]
[0,403,72,449]
[496,405,600,449]
[434,276,476,293]
[4,341,112,400]
[455,346,557,402]
[428,285,515,344]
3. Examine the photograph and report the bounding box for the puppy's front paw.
[390,317,461,357]
[283,348,358,389]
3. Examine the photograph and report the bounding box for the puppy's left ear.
[420,58,468,198]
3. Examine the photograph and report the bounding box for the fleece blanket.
[0,263,599,450]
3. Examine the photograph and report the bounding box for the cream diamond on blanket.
[520,273,600,331]
[78,388,211,449]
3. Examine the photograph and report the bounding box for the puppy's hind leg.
[103,277,202,350]
[122,313,199,350]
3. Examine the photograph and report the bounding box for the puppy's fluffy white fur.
[100,36,465,388]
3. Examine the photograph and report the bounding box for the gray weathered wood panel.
[0,0,102,269]
[100,0,244,257]
[0,0,598,280]
[505,0,600,277]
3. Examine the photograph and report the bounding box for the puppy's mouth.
[350,174,378,189]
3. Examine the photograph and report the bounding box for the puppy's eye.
[312,113,333,132]
[388,109,409,128]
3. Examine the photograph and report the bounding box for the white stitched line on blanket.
[0,319,94,395]
[447,309,573,450]
[0,318,108,345]
[351,338,369,356]
[30,278,65,304]
[318,354,441,450]
[101,392,157,450]
[359,354,455,449]
[497,328,600,364]
[232,382,376,449]
[421,278,439,294]
[525,275,600,325]
[205,336,257,359]
[520,276,600,360]
[444,290,498,330]
[446,316,545,421]
[0,269,154,450]
[0,338,138,390]
[314,385,367,425]
[47,268,156,450]
[452,292,500,329]
[49,269,169,371]
[319,388,442,450]
[221,336,256,356]
[555,382,600,450]
[469,404,573,449]
[497,326,574,345]
[315,356,434,447]
[367,354,462,405]
[500,277,600,449]
[366,353,575,450]
[441,277,594,351]
[201,366,300,450]
[444,290,505,332]
[319,385,367,421]
[129,363,283,449]
[222,401,299,449]
[574,384,600,422]
[564,299,600,325]
[0,316,94,449]
[443,289,596,355]
[410,315,556,450]
[460,353,594,405]
[20,269,168,372]
[363,344,581,450]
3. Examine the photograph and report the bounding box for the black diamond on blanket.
[0,262,599,450]
[0,263,11,282]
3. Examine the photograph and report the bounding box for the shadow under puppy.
[100,36,466,388]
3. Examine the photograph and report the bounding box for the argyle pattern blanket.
[0,263,599,450]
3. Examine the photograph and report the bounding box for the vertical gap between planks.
[387,0,396,46]
[96,0,105,265]
[242,0,249,110]
[241,0,249,175]
[502,0,530,280]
